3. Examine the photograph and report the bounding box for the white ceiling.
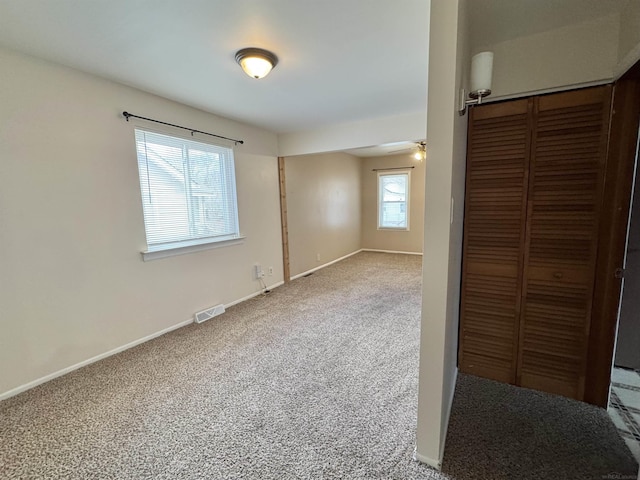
[0,0,429,135]
[345,141,421,158]
[0,1,628,152]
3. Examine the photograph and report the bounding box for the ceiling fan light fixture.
[235,48,278,79]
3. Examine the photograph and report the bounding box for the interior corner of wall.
[614,41,640,79]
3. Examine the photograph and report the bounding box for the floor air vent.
[194,304,225,324]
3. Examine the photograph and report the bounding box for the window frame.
[377,170,411,231]
[132,126,243,261]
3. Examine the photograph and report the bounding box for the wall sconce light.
[459,51,494,115]
[413,142,426,161]
[235,47,279,79]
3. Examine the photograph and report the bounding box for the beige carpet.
[0,252,637,479]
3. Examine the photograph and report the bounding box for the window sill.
[141,236,246,262]
[377,227,410,231]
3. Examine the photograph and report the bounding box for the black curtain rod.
[122,111,244,145]
[372,166,415,172]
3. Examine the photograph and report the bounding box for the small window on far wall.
[378,171,410,230]
[134,129,240,254]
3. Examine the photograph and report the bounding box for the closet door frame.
[586,61,640,407]
[459,80,640,406]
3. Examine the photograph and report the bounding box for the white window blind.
[134,129,240,252]
[378,171,410,230]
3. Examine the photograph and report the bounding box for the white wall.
[361,153,425,253]
[285,152,362,277]
[415,0,468,468]
[0,47,283,398]
[487,13,619,100]
[277,111,427,157]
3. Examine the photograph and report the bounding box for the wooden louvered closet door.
[459,85,613,402]
[518,86,612,400]
[458,99,532,383]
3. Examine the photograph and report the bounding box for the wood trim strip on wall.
[278,156,291,283]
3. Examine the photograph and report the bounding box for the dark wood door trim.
[586,61,640,407]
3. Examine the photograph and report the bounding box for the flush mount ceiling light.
[235,48,278,79]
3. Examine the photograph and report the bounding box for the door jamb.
[586,60,640,407]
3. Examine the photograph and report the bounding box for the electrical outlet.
[316,253,321,262]
[268,266,274,276]
[254,264,264,279]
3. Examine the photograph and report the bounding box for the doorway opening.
[608,124,640,462]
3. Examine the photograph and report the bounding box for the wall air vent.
[194,304,225,324]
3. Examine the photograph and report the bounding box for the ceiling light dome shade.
[235,48,278,79]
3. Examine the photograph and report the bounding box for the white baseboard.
[413,448,441,470]
[0,317,193,401]
[226,280,285,308]
[290,249,363,280]
[0,280,286,402]
[361,248,423,256]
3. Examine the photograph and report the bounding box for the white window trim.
[132,124,242,261]
[141,235,246,262]
[377,170,411,231]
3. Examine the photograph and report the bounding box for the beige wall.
[416,0,468,468]
[616,0,640,77]
[487,13,619,99]
[285,152,362,278]
[0,47,283,397]
[361,154,425,253]
[619,1,640,62]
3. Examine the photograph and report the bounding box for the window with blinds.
[134,129,240,253]
[378,171,410,230]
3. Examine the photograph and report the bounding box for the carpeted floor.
[0,252,637,479]
[444,375,638,480]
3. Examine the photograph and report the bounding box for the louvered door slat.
[518,86,612,400]
[459,98,531,383]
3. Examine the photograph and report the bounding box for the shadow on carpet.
[442,374,639,480]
